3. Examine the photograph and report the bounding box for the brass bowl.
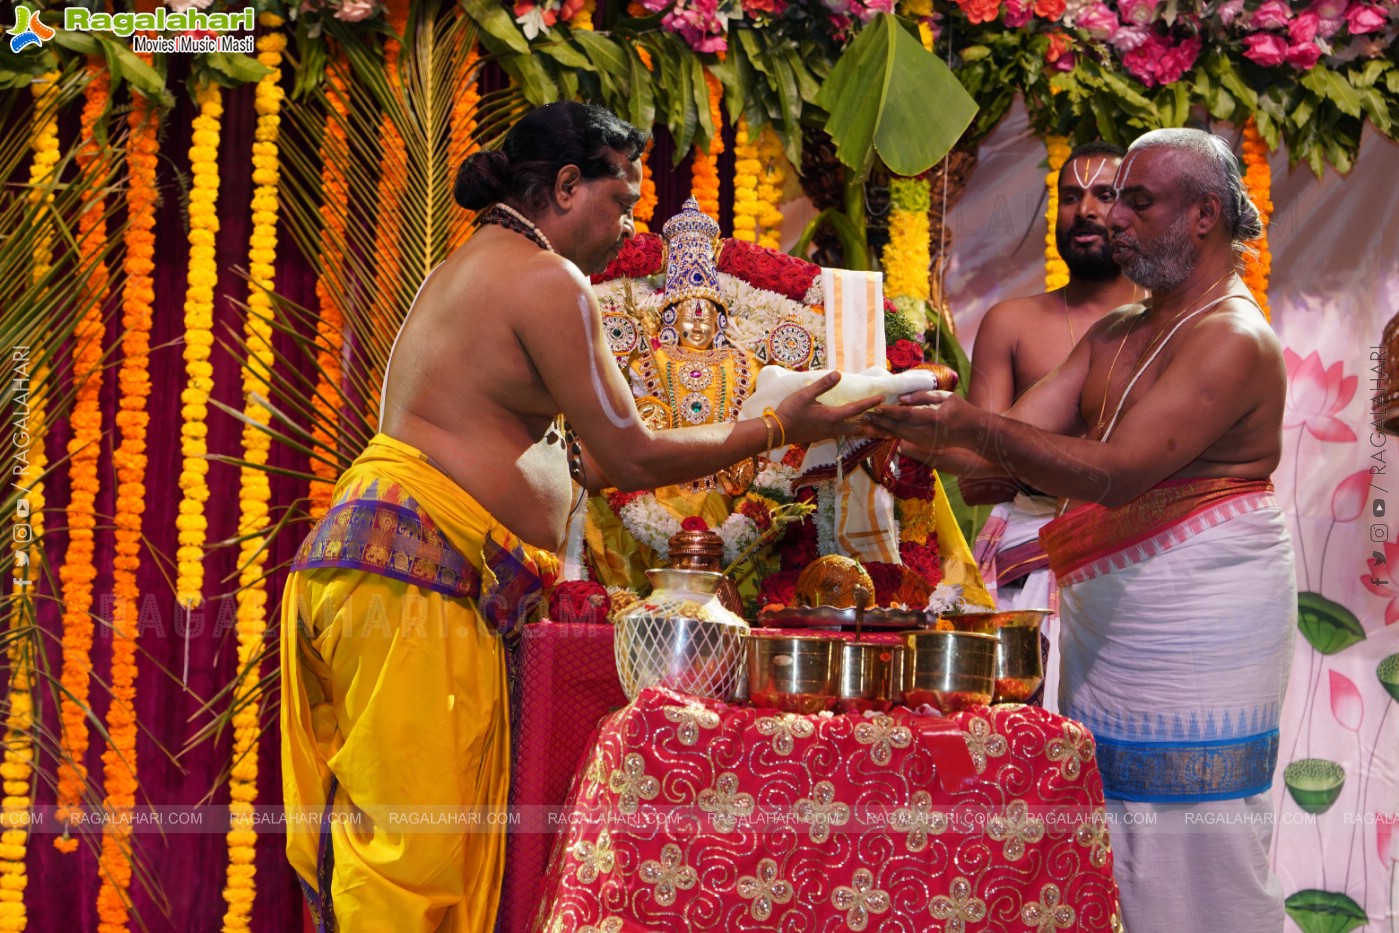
[941,610,1048,704]
[836,642,907,714]
[900,630,998,714]
[747,634,843,714]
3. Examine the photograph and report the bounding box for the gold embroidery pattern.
[1045,721,1095,781]
[1021,883,1076,932]
[987,799,1046,861]
[755,712,816,756]
[831,868,891,932]
[607,752,660,814]
[639,843,698,907]
[929,877,988,933]
[1074,818,1111,868]
[736,857,794,921]
[891,790,948,853]
[663,702,721,746]
[962,716,1009,774]
[571,830,616,884]
[697,772,755,833]
[793,780,851,844]
[853,715,914,766]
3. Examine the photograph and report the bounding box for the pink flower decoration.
[1379,813,1399,870]
[1250,0,1294,29]
[1361,541,1399,625]
[1285,39,1324,67]
[1332,470,1373,522]
[1216,0,1245,24]
[334,0,378,21]
[1345,2,1388,34]
[1117,0,1157,26]
[1329,669,1364,732]
[1110,23,1152,51]
[1284,349,1359,442]
[1004,0,1032,27]
[1315,15,1344,36]
[1290,10,1321,41]
[1074,2,1119,38]
[1243,31,1290,65]
[1311,0,1348,18]
[1122,33,1201,86]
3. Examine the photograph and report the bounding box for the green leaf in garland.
[201,51,274,87]
[815,13,977,178]
[460,0,529,54]
[1296,592,1365,655]
[1283,758,1346,815]
[1283,889,1368,933]
[1377,654,1399,703]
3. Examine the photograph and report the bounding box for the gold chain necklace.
[1060,287,1077,346]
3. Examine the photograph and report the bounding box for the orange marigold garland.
[97,78,159,933]
[176,83,223,606]
[1,69,59,931]
[222,18,286,931]
[731,118,761,243]
[309,60,352,518]
[1240,118,1272,322]
[1043,135,1070,292]
[689,70,724,219]
[631,46,657,234]
[368,0,410,413]
[54,63,111,854]
[754,127,787,250]
[445,39,480,254]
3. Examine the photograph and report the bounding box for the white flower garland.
[618,496,762,565]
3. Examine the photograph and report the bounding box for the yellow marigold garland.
[634,142,658,234]
[1043,135,1071,292]
[54,63,111,855]
[572,0,595,30]
[175,83,223,606]
[885,176,932,302]
[1,69,59,931]
[1240,118,1272,323]
[754,127,787,250]
[369,0,410,414]
[222,18,285,932]
[689,70,724,218]
[97,78,159,933]
[309,60,352,518]
[445,39,480,254]
[731,118,761,243]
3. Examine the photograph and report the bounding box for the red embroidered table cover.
[533,687,1123,932]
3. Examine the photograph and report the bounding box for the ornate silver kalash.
[612,528,750,702]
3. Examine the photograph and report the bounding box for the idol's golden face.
[676,299,720,350]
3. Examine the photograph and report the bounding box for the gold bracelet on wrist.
[760,413,776,452]
[763,406,786,448]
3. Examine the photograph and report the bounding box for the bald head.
[1127,128,1263,247]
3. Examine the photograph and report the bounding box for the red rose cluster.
[757,569,800,610]
[886,339,925,374]
[888,454,936,501]
[548,580,612,626]
[716,238,820,302]
[899,539,943,589]
[680,516,710,532]
[591,232,665,283]
[863,561,934,608]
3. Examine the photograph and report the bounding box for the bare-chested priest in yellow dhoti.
[279,102,880,933]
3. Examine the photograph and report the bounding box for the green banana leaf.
[814,13,977,178]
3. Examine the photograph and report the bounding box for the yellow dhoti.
[281,434,558,932]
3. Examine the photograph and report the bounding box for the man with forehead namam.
[866,127,1294,932]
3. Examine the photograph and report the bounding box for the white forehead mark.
[1112,151,1140,194]
[1071,157,1109,190]
[579,293,635,428]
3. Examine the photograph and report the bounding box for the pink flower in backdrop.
[1249,0,1294,29]
[1122,33,1201,85]
[1045,31,1077,70]
[1243,32,1290,64]
[1329,669,1364,732]
[1361,541,1399,625]
[1379,814,1399,870]
[1284,349,1359,442]
[334,0,378,21]
[1116,0,1157,26]
[1074,2,1119,38]
[1290,10,1321,42]
[1331,470,1372,522]
[1315,15,1344,36]
[1345,2,1388,34]
[1310,0,1347,17]
[1285,40,1323,67]
[1004,0,1033,27]
[1109,22,1152,50]
[1215,0,1245,25]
